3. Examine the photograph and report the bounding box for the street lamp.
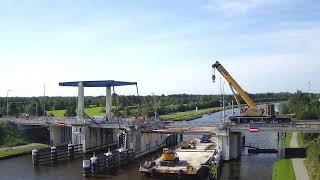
[151,93,157,121]
[6,90,12,116]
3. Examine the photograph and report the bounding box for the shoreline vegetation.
[0,122,48,160]
[0,143,47,160]
[159,107,222,121]
[273,132,296,180]
[272,159,296,180]
[297,133,320,180]
[274,91,320,180]
[47,106,229,121]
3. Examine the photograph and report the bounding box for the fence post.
[68,144,75,160]
[51,146,57,164]
[32,148,39,166]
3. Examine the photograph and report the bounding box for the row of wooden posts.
[83,148,134,176]
[32,144,83,165]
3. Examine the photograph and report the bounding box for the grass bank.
[272,159,296,180]
[47,107,105,117]
[297,133,320,180]
[159,107,221,121]
[48,106,226,121]
[0,143,47,159]
[285,132,292,148]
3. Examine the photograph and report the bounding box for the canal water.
[0,105,279,180]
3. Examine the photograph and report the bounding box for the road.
[290,132,310,180]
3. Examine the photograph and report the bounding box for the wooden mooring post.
[83,149,134,177]
[32,144,83,166]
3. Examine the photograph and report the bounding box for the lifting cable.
[112,86,121,128]
[135,83,144,117]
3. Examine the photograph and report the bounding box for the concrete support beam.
[77,82,85,123]
[106,87,112,115]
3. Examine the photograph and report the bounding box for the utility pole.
[36,101,38,118]
[219,78,223,123]
[222,82,225,123]
[43,84,46,116]
[308,81,311,99]
[151,93,157,121]
[6,90,12,116]
[232,100,234,116]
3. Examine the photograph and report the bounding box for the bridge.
[3,114,319,161]
[150,121,320,134]
[2,79,319,162]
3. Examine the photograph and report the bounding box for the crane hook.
[212,67,216,83]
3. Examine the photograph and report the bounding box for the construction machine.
[160,148,179,167]
[212,61,264,116]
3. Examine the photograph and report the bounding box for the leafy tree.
[64,104,76,117]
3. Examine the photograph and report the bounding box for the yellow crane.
[212,61,264,116]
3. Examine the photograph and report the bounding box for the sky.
[0,0,320,97]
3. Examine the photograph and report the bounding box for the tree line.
[0,92,291,118]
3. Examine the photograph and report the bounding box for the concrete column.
[229,132,241,159]
[106,87,112,115]
[278,131,285,159]
[50,126,62,146]
[78,82,85,123]
[217,130,230,161]
[179,134,183,142]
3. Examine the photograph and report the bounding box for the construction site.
[1,61,319,180]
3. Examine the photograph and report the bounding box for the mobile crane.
[212,61,264,117]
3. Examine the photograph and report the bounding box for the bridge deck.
[1,116,320,133]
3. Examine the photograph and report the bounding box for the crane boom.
[212,61,257,108]
[212,61,263,116]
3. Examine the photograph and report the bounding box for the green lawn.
[285,132,292,148]
[0,143,48,158]
[272,159,296,180]
[47,107,105,117]
[159,107,221,121]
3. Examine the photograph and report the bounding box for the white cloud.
[204,0,295,14]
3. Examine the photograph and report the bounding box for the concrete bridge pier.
[50,126,72,146]
[70,126,116,152]
[126,127,166,158]
[71,82,116,152]
[217,130,242,161]
[277,131,286,159]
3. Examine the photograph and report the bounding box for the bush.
[0,123,28,147]
[305,138,320,180]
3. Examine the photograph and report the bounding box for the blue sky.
[1,0,320,97]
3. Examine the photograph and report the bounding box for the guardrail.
[230,122,320,132]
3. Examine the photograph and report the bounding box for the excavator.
[160,148,179,167]
[212,61,264,117]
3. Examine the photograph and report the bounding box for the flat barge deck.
[139,138,221,179]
